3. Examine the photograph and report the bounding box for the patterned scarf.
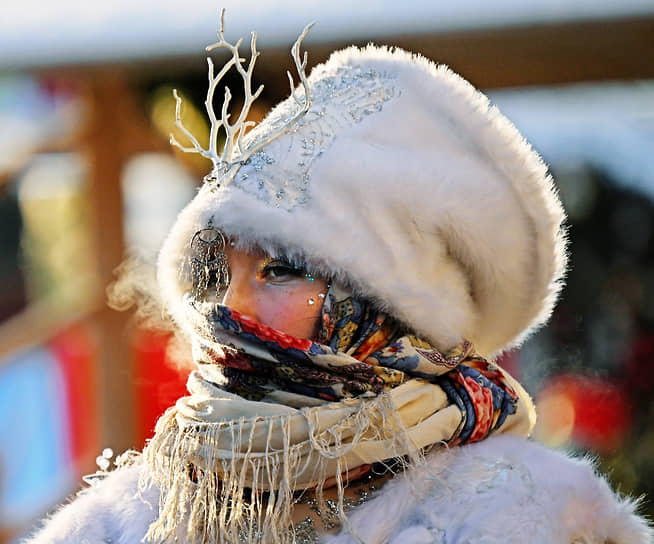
[143,285,535,543]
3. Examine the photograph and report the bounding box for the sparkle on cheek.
[256,284,325,338]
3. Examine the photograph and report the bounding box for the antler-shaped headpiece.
[170,9,314,186]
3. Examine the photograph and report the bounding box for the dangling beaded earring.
[190,225,231,299]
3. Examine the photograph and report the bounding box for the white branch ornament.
[170,9,314,187]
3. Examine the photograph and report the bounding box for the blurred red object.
[536,373,631,454]
[131,329,190,448]
[50,324,99,467]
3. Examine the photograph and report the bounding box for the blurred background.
[1,1,653,540]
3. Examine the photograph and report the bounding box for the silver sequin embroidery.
[233,66,399,210]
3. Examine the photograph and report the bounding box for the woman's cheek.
[256,284,324,338]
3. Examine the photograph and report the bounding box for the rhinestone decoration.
[244,151,276,171]
[232,66,399,211]
[292,473,381,543]
[102,447,113,458]
[95,447,114,471]
[82,447,115,487]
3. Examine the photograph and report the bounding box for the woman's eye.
[260,260,306,281]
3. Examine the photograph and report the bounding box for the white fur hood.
[158,45,567,357]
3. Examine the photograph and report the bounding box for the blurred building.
[1,1,653,540]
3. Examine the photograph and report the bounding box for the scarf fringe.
[141,392,421,544]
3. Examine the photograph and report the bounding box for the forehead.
[224,246,268,266]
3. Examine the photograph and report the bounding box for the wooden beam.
[397,16,654,88]
[78,71,144,457]
[254,16,654,95]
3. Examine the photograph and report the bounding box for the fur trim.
[24,458,162,544]
[326,435,653,544]
[158,44,567,356]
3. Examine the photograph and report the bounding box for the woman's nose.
[222,270,256,319]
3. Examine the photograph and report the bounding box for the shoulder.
[24,455,159,544]
[328,435,652,544]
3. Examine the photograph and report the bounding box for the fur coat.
[26,435,651,544]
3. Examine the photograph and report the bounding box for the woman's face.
[221,247,328,339]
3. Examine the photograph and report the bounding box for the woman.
[29,16,651,544]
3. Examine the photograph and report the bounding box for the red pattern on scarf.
[233,310,314,352]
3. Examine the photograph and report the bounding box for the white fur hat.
[158,44,567,357]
